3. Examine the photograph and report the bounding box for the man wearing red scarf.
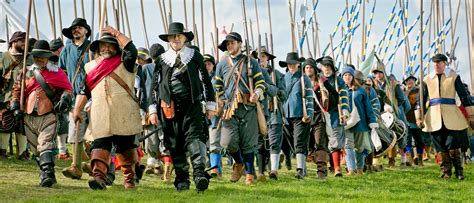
[12,40,72,187]
[73,26,141,190]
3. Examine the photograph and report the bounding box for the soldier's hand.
[73,109,83,123]
[101,26,119,37]
[416,119,424,129]
[206,110,216,120]
[148,113,160,125]
[250,93,259,103]
[302,116,311,123]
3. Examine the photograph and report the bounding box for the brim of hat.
[138,54,151,60]
[261,51,276,60]
[279,59,302,67]
[62,26,91,40]
[431,59,446,62]
[159,32,194,42]
[218,40,229,52]
[372,69,384,73]
[403,76,417,83]
[90,38,119,53]
[0,39,5,43]
[31,50,56,59]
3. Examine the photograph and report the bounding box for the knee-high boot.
[38,150,57,187]
[117,148,138,189]
[314,150,328,179]
[331,150,342,177]
[187,140,211,192]
[439,152,452,179]
[88,149,110,190]
[449,149,464,180]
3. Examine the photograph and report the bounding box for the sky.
[1,0,473,89]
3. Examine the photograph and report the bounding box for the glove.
[368,123,379,129]
[55,93,72,113]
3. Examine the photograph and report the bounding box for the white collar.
[30,62,59,72]
[161,46,194,67]
[429,67,452,79]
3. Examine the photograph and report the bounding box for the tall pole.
[73,0,78,19]
[122,0,132,39]
[99,0,107,35]
[140,0,150,49]
[192,0,197,45]
[466,0,474,93]
[212,0,218,60]
[46,0,56,39]
[201,0,205,53]
[57,0,63,40]
[183,0,188,30]
[90,0,94,41]
[361,0,366,61]
[32,0,39,39]
[288,0,296,52]
[470,0,474,94]
[419,0,425,124]
[157,0,168,33]
[21,0,33,112]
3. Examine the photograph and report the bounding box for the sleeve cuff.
[148,104,158,114]
[206,101,217,111]
[369,123,379,129]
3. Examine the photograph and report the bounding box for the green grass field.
[1,156,473,203]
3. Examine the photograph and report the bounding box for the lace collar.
[161,46,194,67]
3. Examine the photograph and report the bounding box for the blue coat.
[58,39,90,99]
[284,70,314,119]
[267,68,286,125]
[339,86,377,133]
[260,66,278,118]
[326,74,346,128]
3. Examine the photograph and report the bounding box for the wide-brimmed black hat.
[402,74,417,84]
[8,31,26,47]
[218,32,242,52]
[49,38,64,51]
[31,40,56,59]
[258,46,276,60]
[279,52,304,67]
[315,56,336,71]
[90,33,120,53]
[203,54,216,65]
[62,18,91,40]
[431,53,448,62]
[159,22,194,42]
[149,43,165,59]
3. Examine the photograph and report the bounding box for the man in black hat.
[316,56,345,176]
[73,26,141,190]
[281,52,314,179]
[148,22,215,192]
[0,31,31,160]
[415,53,474,180]
[59,18,92,180]
[12,40,72,187]
[214,31,267,185]
[401,74,425,166]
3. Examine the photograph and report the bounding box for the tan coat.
[422,70,468,132]
[84,59,142,140]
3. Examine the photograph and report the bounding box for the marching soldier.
[12,40,72,187]
[59,18,92,179]
[402,74,425,166]
[148,22,215,192]
[281,52,314,179]
[415,53,474,180]
[259,47,286,180]
[371,60,410,168]
[214,32,267,185]
[74,26,141,190]
[0,31,31,160]
[316,56,345,177]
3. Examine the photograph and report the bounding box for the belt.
[429,98,456,106]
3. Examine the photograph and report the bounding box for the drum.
[381,112,407,141]
[373,115,397,158]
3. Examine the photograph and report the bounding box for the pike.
[74,0,77,18]
[266,0,278,113]
[254,0,261,59]
[32,0,39,39]
[192,0,197,45]
[46,0,55,39]
[183,0,188,29]
[57,0,63,40]
[201,0,205,53]
[211,0,218,60]
[81,0,85,18]
[241,0,254,95]
[140,0,150,49]
[19,0,33,158]
[157,0,168,33]
[122,0,131,39]
[288,0,297,52]
[419,0,425,128]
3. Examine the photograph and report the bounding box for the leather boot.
[387,147,396,168]
[449,149,464,180]
[117,148,138,189]
[187,140,211,192]
[106,161,116,186]
[439,152,452,179]
[38,151,57,187]
[134,163,145,184]
[88,149,110,190]
[331,150,342,177]
[406,152,413,167]
[365,153,374,173]
[315,150,328,179]
[230,163,244,182]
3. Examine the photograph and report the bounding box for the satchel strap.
[109,72,139,103]
[32,68,58,104]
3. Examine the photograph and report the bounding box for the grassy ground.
[1,156,473,203]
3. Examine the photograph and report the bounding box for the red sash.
[86,55,122,91]
[25,68,72,96]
